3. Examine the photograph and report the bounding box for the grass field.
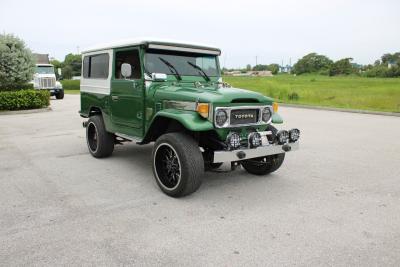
[64,89,79,94]
[224,74,400,113]
[63,75,400,113]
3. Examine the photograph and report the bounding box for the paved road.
[1,95,399,266]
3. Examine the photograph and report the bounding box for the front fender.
[153,109,214,131]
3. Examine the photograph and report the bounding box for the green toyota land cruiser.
[80,39,300,197]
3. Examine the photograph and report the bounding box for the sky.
[1,0,399,68]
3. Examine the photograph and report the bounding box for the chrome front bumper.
[213,142,299,163]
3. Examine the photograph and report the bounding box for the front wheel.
[55,90,64,99]
[152,133,204,197]
[241,153,285,175]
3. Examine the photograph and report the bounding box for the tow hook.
[282,144,291,152]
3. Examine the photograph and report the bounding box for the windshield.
[35,66,55,74]
[145,49,219,77]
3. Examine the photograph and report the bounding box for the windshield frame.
[144,49,221,79]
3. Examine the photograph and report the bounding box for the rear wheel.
[152,133,204,197]
[86,115,114,158]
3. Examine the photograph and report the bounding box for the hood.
[153,84,273,105]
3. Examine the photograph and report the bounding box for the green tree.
[293,53,333,75]
[329,58,354,76]
[62,65,73,80]
[381,52,400,65]
[50,59,62,79]
[267,64,280,75]
[246,64,252,71]
[252,64,268,71]
[0,33,35,90]
[63,53,82,77]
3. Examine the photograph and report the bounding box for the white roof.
[82,37,221,55]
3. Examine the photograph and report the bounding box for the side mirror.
[152,73,167,81]
[121,63,132,79]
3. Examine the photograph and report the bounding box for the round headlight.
[227,132,241,150]
[289,128,300,142]
[248,132,262,148]
[276,130,289,144]
[215,109,228,127]
[262,107,272,122]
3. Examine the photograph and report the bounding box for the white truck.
[32,54,64,99]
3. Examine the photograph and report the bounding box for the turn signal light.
[272,102,279,113]
[196,103,209,118]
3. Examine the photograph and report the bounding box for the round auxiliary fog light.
[227,132,241,150]
[215,109,228,127]
[248,132,262,148]
[276,130,289,144]
[289,128,300,142]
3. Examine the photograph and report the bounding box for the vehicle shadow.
[110,142,283,196]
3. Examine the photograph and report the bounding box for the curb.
[280,103,400,117]
[0,107,52,115]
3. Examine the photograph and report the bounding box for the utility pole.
[77,46,80,54]
[255,56,258,66]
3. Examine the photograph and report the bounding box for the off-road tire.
[86,115,114,158]
[55,90,64,99]
[152,133,204,197]
[241,153,285,175]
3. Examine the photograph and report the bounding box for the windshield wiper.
[187,61,210,82]
[158,57,182,81]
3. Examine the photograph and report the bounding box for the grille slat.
[38,77,55,89]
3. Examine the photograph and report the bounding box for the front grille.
[230,109,258,125]
[38,77,55,89]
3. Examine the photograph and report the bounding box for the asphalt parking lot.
[1,94,399,266]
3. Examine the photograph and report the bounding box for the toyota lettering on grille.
[230,109,258,125]
[234,114,254,119]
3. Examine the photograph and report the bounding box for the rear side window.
[83,57,90,78]
[82,53,109,79]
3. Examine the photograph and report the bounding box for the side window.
[82,53,109,79]
[83,57,90,78]
[115,49,141,79]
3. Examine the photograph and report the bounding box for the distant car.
[79,39,300,197]
[32,64,64,99]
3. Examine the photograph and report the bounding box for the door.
[110,48,144,137]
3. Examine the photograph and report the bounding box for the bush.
[363,65,399,77]
[0,34,35,90]
[329,58,355,76]
[0,90,50,110]
[61,79,80,90]
[288,92,299,101]
[1,83,34,91]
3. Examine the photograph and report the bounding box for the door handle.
[111,96,119,101]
